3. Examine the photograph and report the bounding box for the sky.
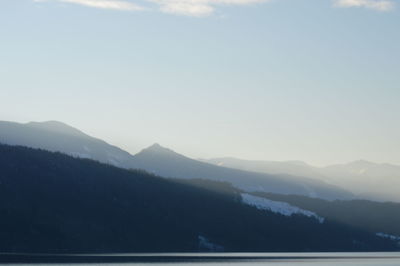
[0,0,399,166]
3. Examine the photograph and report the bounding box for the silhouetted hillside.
[253,192,400,236]
[0,144,397,253]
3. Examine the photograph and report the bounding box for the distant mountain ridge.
[129,143,352,200]
[0,120,353,200]
[321,160,400,202]
[201,157,323,179]
[203,157,400,203]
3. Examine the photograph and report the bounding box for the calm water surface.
[4,252,400,265]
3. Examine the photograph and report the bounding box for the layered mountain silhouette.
[322,160,400,202]
[203,157,400,203]
[0,144,398,253]
[2,120,399,202]
[201,157,322,179]
[0,121,351,200]
[129,144,352,200]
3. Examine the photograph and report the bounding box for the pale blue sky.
[1,0,399,166]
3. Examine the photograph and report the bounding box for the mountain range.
[202,157,400,203]
[1,120,399,252]
[0,120,352,200]
[2,120,399,203]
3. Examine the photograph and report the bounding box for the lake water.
[2,252,400,265]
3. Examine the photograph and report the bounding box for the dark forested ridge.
[0,144,398,253]
[252,192,400,237]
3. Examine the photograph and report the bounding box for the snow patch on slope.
[241,193,324,223]
[198,235,224,252]
[376,232,400,241]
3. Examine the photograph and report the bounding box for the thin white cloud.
[333,0,395,11]
[150,0,270,17]
[34,0,396,17]
[35,0,271,16]
[34,0,145,11]
[150,0,214,16]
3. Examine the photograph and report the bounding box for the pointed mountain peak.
[144,143,174,153]
[137,143,186,159]
[148,143,163,149]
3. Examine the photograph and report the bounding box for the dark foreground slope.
[0,144,397,253]
[252,192,400,237]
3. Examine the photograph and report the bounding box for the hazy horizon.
[1,0,399,166]
[1,119,400,168]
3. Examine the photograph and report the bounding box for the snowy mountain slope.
[241,193,324,223]
[376,233,400,242]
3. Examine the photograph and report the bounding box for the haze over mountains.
[130,144,351,200]
[0,120,351,200]
[1,120,399,203]
[203,158,400,203]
